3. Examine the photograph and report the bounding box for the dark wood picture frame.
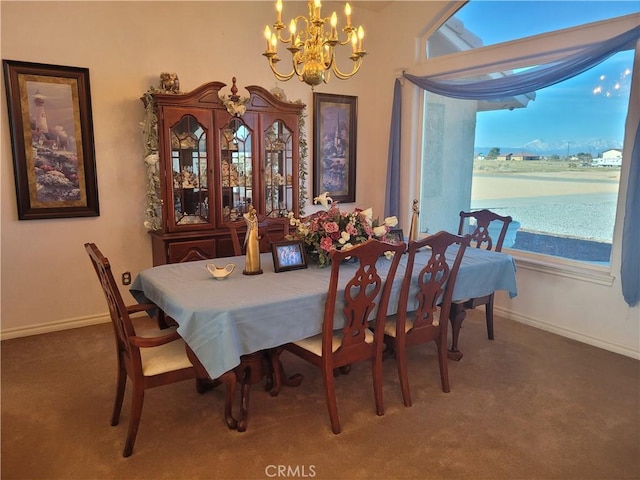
[271,240,308,273]
[313,93,357,203]
[3,60,99,220]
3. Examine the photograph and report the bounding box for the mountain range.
[476,138,623,157]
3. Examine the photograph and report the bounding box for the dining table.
[130,246,517,429]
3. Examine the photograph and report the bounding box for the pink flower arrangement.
[288,193,398,267]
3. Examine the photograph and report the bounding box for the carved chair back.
[396,231,471,341]
[85,242,142,372]
[282,238,405,434]
[324,239,406,364]
[458,209,513,252]
[387,231,470,405]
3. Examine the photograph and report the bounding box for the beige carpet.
[2,310,639,480]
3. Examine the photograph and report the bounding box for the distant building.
[593,149,622,167]
[497,152,540,161]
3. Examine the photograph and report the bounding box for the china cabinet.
[144,79,304,265]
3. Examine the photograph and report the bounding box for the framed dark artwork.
[271,240,308,273]
[313,93,357,203]
[3,60,99,220]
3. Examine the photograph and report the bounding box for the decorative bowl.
[207,263,235,280]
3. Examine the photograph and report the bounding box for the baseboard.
[0,313,110,341]
[495,306,640,360]
[4,307,638,361]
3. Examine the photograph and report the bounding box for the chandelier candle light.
[262,0,367,88]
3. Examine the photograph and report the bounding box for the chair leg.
[395,342,412,407]
[322,364,341,434]
[123,383,144,457]
[437,338,451,393]
[486,294,495,340]
[372,354,385,416]
[111,358,127,426]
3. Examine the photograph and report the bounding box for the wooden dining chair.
[85,243,237,456]
[274,239,406,434]
[456,209,513,340]
[228,213,291,256]
[384,231,470,407]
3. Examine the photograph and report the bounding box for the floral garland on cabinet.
[140,74,308,230]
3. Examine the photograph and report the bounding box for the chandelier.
[262,0,366,88]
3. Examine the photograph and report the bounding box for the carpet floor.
[1,310,639,480]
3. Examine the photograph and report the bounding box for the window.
[430,1,638,55]
[419,1,638,266]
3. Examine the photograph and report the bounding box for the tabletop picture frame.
[385,228,405,246]
[271,240,308,273]
[313,93,357,203]
[3,60,99,220]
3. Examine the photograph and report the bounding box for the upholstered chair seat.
[293,328,375,356]
[384,311,441,337]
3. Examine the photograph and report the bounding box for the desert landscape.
[471,161,620,246]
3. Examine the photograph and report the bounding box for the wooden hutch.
[144,79,304,265]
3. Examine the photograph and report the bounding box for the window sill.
[506,248,616,287]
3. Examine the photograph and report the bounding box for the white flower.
[338,231,351,245]
[313,192,333,210]
[341,242,354,251]
[360,207,373,224]
[384,251,395,260]
[384,216,398,227]
[373,225,388,237]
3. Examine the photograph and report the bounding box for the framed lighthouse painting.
[3,60,99,220]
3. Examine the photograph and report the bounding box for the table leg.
[267,347,303,397]
[236,365,253,433]
[448,303,467,361]
[186,345,238,429]
[234,349,304,431]
[234,352,265,432]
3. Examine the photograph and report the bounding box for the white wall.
[1,1,638,359]
[0,1,387,336]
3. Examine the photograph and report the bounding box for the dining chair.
[384,231,470,407]
[84,243,237,456]
[274,239,406,434]
[228,213,291,256]
[456,209,513,339]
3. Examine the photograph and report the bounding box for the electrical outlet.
[122,271,132,286]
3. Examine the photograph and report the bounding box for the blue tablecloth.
[130,248,517,379]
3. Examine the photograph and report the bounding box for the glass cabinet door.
[220,117,253,222]
[263,119,294,217]
[169,114,210,227]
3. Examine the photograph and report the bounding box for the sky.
[454,1,639,154]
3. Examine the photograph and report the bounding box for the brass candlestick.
[408,199,420,242]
